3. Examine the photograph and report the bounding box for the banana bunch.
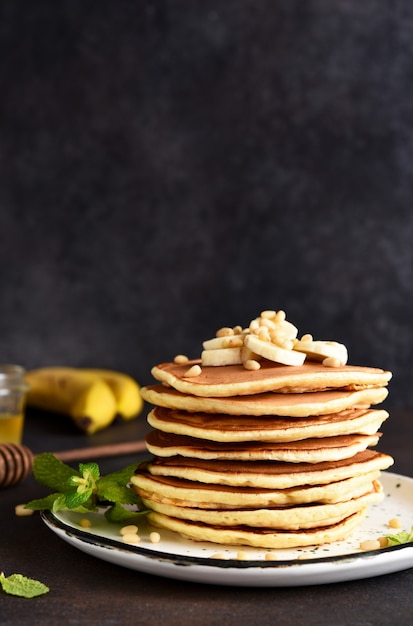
[25,367,143,435]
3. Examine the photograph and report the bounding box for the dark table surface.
[1,405,413,626]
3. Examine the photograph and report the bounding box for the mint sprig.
[0,572,49,598]
[25,453,147,522]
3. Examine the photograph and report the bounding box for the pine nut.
[261,310,276,319]
[243,359,261,370]
[249,319,260,332]
[323,357,342,368]
[183,364,202,377]
[174,354,189,364]
[122,533,141,544]
[120,524,139,535]
[388,517,402,529]
[149,532,161,543]
[258,328,270,341]
[359,539,381,551]
[260,318,275,329]
[270,329,285,343]
[15,504,34,517]
[216,327,234,337]
[79,518,92,528]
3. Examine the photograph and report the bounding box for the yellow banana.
[82,369,143,421]
[25,367,118,435]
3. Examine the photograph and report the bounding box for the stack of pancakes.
[132,316,393,549]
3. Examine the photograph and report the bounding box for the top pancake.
[151,359,392,398]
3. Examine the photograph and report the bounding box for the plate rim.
[41,470,413,573]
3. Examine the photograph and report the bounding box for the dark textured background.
[0,1,412,407]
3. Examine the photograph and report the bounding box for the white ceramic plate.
[41,471,413,587]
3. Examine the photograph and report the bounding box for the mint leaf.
[104,503,148,523]
[96,462,139,505]
[386,525,413,546]
[25,492,64,511]
[97,482,139,506]
[63,489,94,510]
[51,494,69,513]
[32,453,80,493]
[97,462,138,489]
[0,572,49,598]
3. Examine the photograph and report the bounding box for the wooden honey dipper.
[0,439,148,489]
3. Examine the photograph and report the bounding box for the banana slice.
[244,334,306,366]
[201,347,243,366]
[203,336,244,350]
[293,340,348,365]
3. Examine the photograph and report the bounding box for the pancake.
[141,385,389,417]
[145,430,381,463]
[146,449,394,488]
[141,483,382,529]
[146,509,367,549]
[151,360,392,398]
[147,406,389,442]
[131,468,382,507]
